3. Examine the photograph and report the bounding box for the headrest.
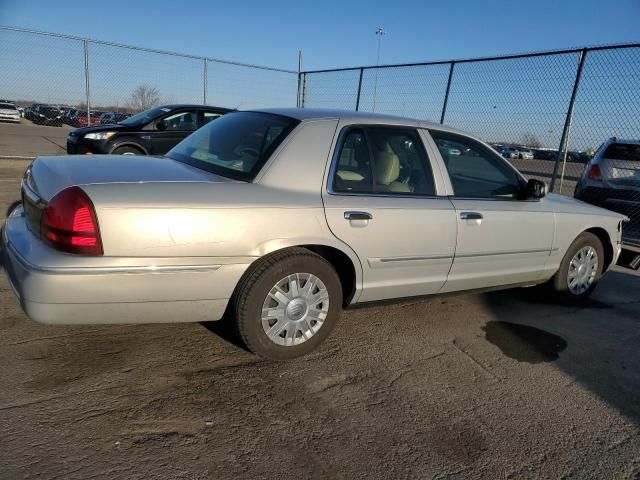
[374,152,400,186]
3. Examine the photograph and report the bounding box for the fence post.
[203,58,208,104]
[83,39,91,126]
[440,61,455,124]
[355,68,364,111]
[301,73,308,108]
[296,51,303,108]
[550,48,588,192]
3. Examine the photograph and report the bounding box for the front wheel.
[233,248,343,360]
[550,232,604,301]
[112,145,144,155]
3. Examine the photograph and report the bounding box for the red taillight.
[41,187,103,255]
[587,164,602,180]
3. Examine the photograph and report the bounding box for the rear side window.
[332,126,436,196]
[167,111,299,181]
[430,130,523,198]
[603,143,640,162]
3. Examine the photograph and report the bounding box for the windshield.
[0,103,16,110]
[40,107,60,115]
[167,111,299,181]
[119,106,167,126]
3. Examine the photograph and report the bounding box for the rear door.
[426,129,555,292]
[148,110,200,154]
[322,123,457,303]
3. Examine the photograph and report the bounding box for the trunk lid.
[26,154,234,202]
[21,155,235,241]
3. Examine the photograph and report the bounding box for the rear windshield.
[603,143,640,162]
[167,111,299,181]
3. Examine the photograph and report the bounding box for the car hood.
[27,154,235,201]
[545,193,628,220]
[69,124,127,135]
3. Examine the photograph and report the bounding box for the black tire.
[112,145,144,155]
[233,247,342,360]
[550,232,604,302]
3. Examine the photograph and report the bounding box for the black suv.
[66,104,231,155]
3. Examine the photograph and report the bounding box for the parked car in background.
[67,104,230,155]
[99,112,129,125]
[73,111,102,128]
[31,105,63,126]
[3,109,626,360]
[500,147,519,159]
[0,102,21,123]
[533,149,558,161]
[575,138,640,245]
[517,148,534,160]
[24,104,42,121]
[63,108,79,125]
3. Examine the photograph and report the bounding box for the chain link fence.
[301,45,640,247]
[1,25,638,246]
[0,25,298,121]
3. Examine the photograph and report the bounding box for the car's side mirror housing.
[524,178,547,199]
[155,120,166,131]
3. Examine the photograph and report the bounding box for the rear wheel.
[550,232,604,301]
[233,248,342,360]
[112,145,143,155]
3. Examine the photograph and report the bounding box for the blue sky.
[1,0,639,70]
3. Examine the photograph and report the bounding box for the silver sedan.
[2,108,627,359]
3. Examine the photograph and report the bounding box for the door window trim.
[425,128,534,202]
[326,124,442,199]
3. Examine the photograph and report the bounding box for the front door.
[322,124,457,303]
[426,129,555,292]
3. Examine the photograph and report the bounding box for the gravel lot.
[1,130,639,479]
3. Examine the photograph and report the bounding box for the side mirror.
[524,178,547,199]
[155,120,166,131]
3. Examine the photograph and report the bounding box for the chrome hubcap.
[261,273,329,346]
[567,246,598,295]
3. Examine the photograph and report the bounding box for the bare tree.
[520,133,542,148]
[126,85,161,112]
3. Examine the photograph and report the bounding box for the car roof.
[160,104,232,112]
[251,107,449,129]
[606,137,640,145]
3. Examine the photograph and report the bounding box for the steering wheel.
[238,147,259,158]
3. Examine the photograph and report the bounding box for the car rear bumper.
[576,185,640,242]
[2,211,252,325]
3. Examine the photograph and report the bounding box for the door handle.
[460,212,483,220]
[344,211,373,221]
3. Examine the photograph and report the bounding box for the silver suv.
[575,137,640,246]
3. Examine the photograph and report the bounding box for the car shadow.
[480,269,640,423]
[199,314,252,354]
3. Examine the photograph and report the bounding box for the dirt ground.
[1,155,640,479]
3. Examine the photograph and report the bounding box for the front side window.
[158,111,198,131]
[332,126,435,196]
[430,130,523,198]
[167,111,298,181]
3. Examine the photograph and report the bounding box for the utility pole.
[372,27,386,112]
